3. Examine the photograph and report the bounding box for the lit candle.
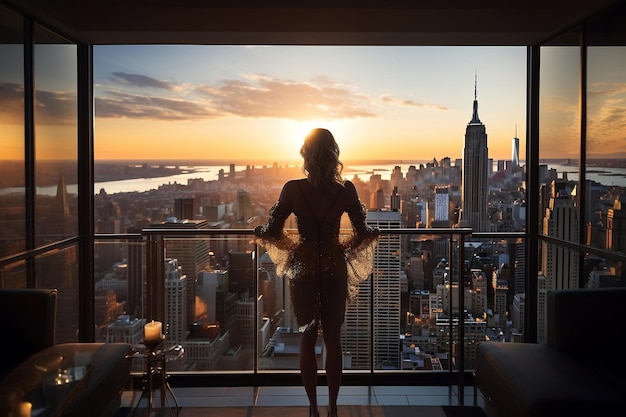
[144,320,162,342]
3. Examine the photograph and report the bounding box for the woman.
[255,128,379,417]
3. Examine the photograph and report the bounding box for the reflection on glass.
[33,24,77,248]
[94,239,143,338]
[586,46,626,253]
[583,253,625,289]
[36,244,79,343]
[0,6,25,260]
[537,43,582,343]
[0,260,27,288]
[539,44,581,237]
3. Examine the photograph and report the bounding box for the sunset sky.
[92,45,527,163]
[2,45,625,163]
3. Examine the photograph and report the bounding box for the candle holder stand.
[127,336,184,417]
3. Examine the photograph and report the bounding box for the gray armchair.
[0,288,57,379]
[0,288,133,417]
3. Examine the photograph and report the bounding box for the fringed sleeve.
[254,201,298,277]
[341,200,380,302]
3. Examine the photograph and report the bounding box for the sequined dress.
[254,179,379,333]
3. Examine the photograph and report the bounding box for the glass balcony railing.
[91,227,530,394]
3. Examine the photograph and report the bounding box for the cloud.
[587,82,626,153]
[380,94,449,111]
[195,74,377,120]
[0,82,24,123]
[96,91,222,120]
[35,90,77,124]
[108,72,175,90]
[0,72,464,128]
[0,82,76,125]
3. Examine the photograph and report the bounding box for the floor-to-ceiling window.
[33,24,79,343]
[0,5,25,284]
[93,45,527,374]
[536,3,626,345]
[0,3,80,343]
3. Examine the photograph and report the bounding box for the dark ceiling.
[2,0,624,45]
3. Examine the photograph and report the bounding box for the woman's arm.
[254,181,293,239]
[344,181,379,245]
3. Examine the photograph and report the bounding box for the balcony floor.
[121,385,494,416]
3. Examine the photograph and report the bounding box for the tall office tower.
[406,165,418,184]
[371,188,385,210]
[460,79,489,232]
[148,218,212,329]
[259,252,283,327]
[228,251,255,297]
[165,258,187,344]
[236,189,253,222]
[390,187,401,211]
[402,198,426,228]
[513,241,526,296]
[510,292,525,339]
[229,163,236,180]
[541,180,579,290]
[126,226,143,319]
[512,135,520,167]
[606,195,626,253]
[196,270,229,324]
[408,255,425,290]
[539,180,579,342]
[174,197,195,220]
[368,210,402,368]
[390,166,403,188]
[433,186,450,228]
[438,157,452,183]
[203,200,226,222]
[512,200,526,230]
[492,271,509,330]
[237,296,262,351]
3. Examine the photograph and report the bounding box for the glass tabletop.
[0,344,101,417]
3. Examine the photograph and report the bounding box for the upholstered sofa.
[0,288,133,417]
[474,287,626,417]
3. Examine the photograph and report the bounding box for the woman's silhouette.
[255,128,379,417]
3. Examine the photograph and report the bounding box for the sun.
[276,120,334,158]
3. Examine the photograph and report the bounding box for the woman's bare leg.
[324,325,342,416]
[300,324,320,415]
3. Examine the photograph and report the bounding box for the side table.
[126,338,184,417]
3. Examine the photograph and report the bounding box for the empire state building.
[460,81,489,232]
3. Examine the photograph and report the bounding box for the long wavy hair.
[300,128,344,196]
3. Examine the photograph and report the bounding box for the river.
[2,161,625,197]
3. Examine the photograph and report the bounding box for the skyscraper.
[174,197,195,220]
[512,134,520,167]
[368,210,402,368]
[606,195,626,253]
[165,257,187,344]
[538,179,579,342]
[461,78,489,232]
[541,180,579,291]
[148,218,212,329]
[433,186,450,227]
